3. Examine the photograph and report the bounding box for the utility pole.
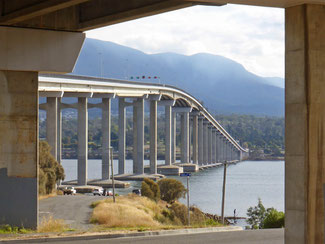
[110,147,116,203]
[221,162,227,224]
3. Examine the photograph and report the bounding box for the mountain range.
[72,38,284,117]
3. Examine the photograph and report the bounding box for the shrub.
[141,178,160,202]
[39,141,65,195]
[263,208,285,228]
[158,178,186,203]
[246,198,267,229]
[170,202,188,225]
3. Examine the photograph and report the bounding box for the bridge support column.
[208,126,212,164]
[165,105,172,165]
[118,98,126,174]
[216,133,221,162]
[203,122,208,164]
[172,112,177,163]
[180,112,189,164]
[192,115,198,164]
[57,98,62,165]
[211,130,216,163]
[102,98,111,180]
[46,97,58,159]
[198,117,204,165]
[285,5,325,243]
[0,71,38,229]
[78,97,88,185]
[150,100,157,174]
[135,98,144,174]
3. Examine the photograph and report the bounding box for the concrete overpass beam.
[102,98,111,180]
[150,100,157,174]
[77,97,88,185]
[285,4,325,243]
[165,105,172,166]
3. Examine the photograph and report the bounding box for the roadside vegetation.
[246,198,284,229]
[90,178,221,230]
[39,141,65,195]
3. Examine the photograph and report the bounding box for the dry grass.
[39,190,63,200]
[38,216,69,233]
[90,194,162,228]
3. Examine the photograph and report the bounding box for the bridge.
[0,1,324,243]
[38,74,248,185]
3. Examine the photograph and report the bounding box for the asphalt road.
[39,195,107,230]
[49,229,284,244]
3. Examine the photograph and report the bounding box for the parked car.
[93,188,104,196]
[63,186,76,195]
[132,189,141,196]
[103,189,113,196]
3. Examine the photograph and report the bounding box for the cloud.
[86,4,284,78]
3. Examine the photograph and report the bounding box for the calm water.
[62,159,284,225]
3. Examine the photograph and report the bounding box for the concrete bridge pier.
[192,114,199,164]
[150,99,158,174]
[208,126,212,164]
[203,121,209,164]
[172,111,177,164]
[180,112,190,164]
[77,97,88,186]
[46,97,58,159]
[134,98,145,174]
[57,98,62,165]
[198,117,204,165]
[212,129,216,163]
[101,97,112,180]
[118,98,126,174]
[165,105,172,166]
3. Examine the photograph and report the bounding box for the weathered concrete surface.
[0,71,38,228]
[150,100,157,174]
[78,97,88,186]
[0,27,84,73]
[285,4,325,243]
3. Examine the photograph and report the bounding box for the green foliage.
[247,198,285,229]
[158,178,186,203]
[39,141,65,195]
[263,208,285,228]
[215,114,284,156]
[246,198,267,229]
[0,225,29,234]
[141,178,160,202]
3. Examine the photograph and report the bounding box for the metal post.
[110,147,116,203]
[221,162,227,224]
[187,176,190,226]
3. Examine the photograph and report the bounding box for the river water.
[62,159,284,226]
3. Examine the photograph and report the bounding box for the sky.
[86,4,284,78]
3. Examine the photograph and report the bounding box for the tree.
[141,178,160,202]
[158,178,186,203]
[246,198,267,229]
[39,141,65,195]
[263,208,285,228]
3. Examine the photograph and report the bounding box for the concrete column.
[172,112,177,163]
[216,133,221,162]
[0,71,38,228]
[223,139,227,162]
[57,98,62,164]
[102,98,111,180]
[118,98,126,175]
[285,5,325,243]
[150,100,157,174]
[198,118,204,165]
[133,104,137,173]
[208,126,212,164]
[135,98,144,174]
[46,97,58,159]
[189,118,192,163]
[212,130,216,163]
[78,97,88,186]
[180,112,190,164]
[203,122,208,164]
[165,105,172,165]
[192,115,198,164]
